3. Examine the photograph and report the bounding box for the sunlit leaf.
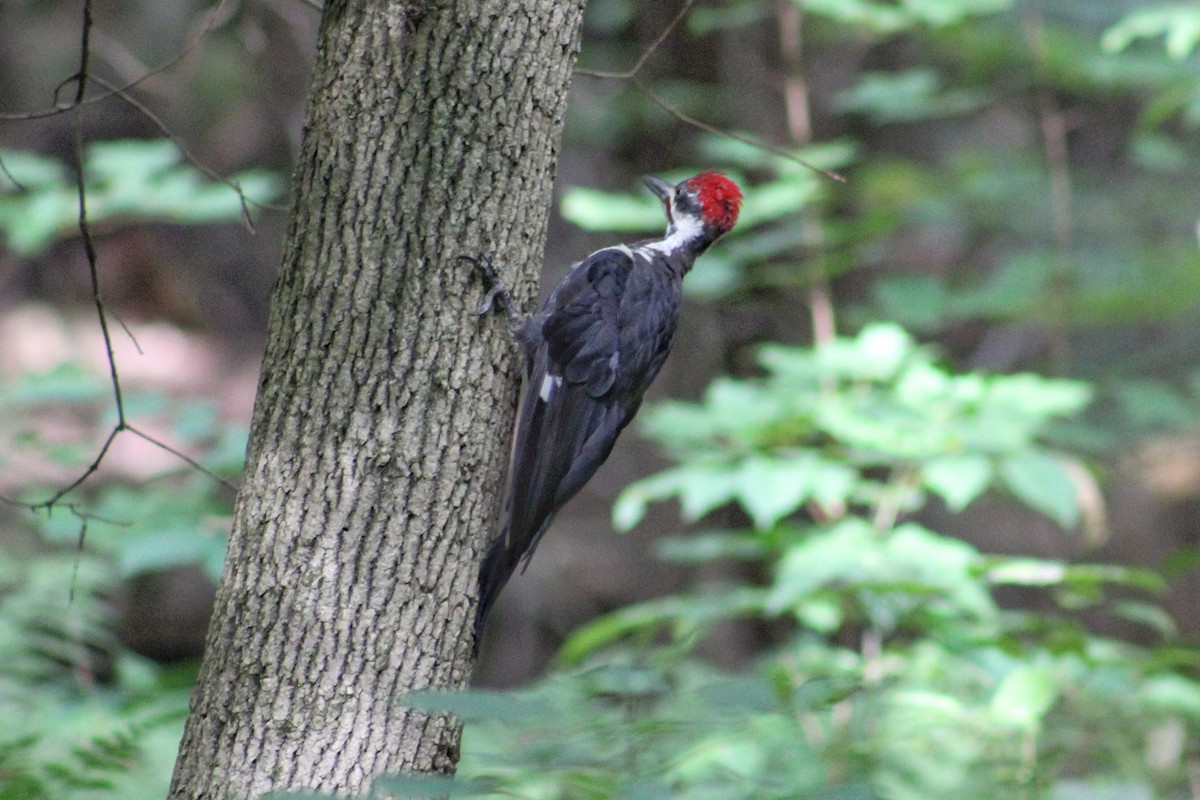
[1103,6,1200,60]
[734,455,813,529]
[920,454,992,511]
[834,69,990,123]
[767,518,877,613]
[998,450,1080,528]
[560,186,666,232]
[0,140,282,256]
[990,664,1058,729]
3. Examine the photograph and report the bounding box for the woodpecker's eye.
[673,186,700,217]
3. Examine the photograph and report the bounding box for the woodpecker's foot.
[459,254,524,332]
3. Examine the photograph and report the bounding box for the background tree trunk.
[168,1,585,797]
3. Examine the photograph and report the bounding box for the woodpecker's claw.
[475,284,504,317]
[459,253,526,333]
[459,254,503,316]
[458,253,497,284]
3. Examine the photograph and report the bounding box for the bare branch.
[109,308,145,355]
[0,0,241,514]
[576,0,697,80]
[73,135,127,444]
[0,0,235,122]
[633,77,846,183]
[127,425,239,493]
[91,74,286,228]
[1022,12,1074,374]
[0,151,28,192]
[575,0,845,183]
[31,428,122,511]
[69,515,89,604]
[65,0,128,442]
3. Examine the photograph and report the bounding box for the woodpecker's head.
[644,172,743,254]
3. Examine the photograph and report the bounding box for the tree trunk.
[168,1,585,797]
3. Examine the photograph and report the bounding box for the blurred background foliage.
[4,0,1200,797]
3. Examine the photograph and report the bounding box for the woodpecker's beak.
[643,176,673,202]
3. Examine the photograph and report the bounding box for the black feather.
[474,242,695,647]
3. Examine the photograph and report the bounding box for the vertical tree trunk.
[168,1,585,797]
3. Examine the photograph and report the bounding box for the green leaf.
[920,454,992,511]
[1050,781,1153,800]
[677,467,735,523]
[985,558,1067,587]
[114,528,226,579]
[795,0,1008,34]
[7,364,108,405]
[614,470,724,532]
[0,140,281,257]
[612,489,650,532]
[811,322,917,381]
[884,523,994,618]
[1111,600,1177,638]
[655,530,771,564]
[872,276,950,330]
[990,665,1058,729]
[560,186,664,232]
[1103,6,1200,60]
[682,251,741,298]
[0,149,69,188]
[698,136,856,176]
[834,69,989,123]
[734,173,820,229]
[767,519,877,613]
[998,450,1080,528]
[1140,674,1200,717]
[734,455,812,529]
[1113,379,1196,432]
[667,734,767,783]
[557,590,768,664]
[613,463,738,530]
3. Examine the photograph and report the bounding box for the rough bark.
[168,1,585,797]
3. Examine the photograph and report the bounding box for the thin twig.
[31,428,122,511]
[1023,13,1074,373]
[0,0,234,122]
[127,425,239,492]
[67,0,127,440]
[0,151,28,192]
[63,502,129,527]
[634,77,846,183]
[576,0,846,183]
[108,308,145,354]
[0,0,241,514]
[91,74,283,228]
[73,118,127,444]
[69,516,88,604]
[576,0,697,80]
[777,0,837,344]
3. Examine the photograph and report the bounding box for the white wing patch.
[587,244,635,260]
[540,373,563,401]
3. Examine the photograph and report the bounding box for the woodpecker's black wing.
[475,246,680,642]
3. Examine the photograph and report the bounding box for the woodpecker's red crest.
[681,172,743,233]
[644,172,743,249]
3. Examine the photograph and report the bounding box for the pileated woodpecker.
[467,171,743,647]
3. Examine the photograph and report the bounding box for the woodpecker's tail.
[474,515,559,653]
[473,527,522,653]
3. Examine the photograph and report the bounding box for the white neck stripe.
[643,214,704,255]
